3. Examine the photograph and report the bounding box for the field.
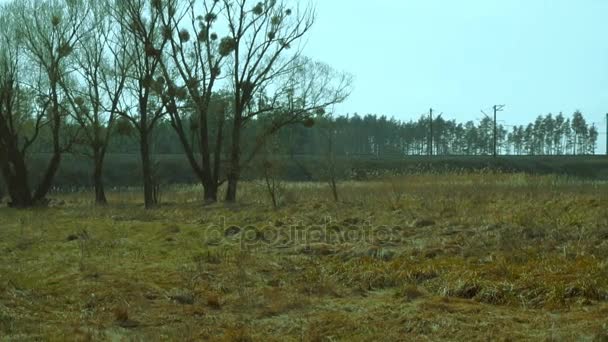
[1,172,608,341]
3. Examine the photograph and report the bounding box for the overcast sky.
[304,0,608,153]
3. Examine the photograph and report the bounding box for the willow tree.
[220,0,352,202]
[0,6,32,207]
[155,0,230,203]
[111,0,170,208]
[58,0,131,205]
[0,0,88,207]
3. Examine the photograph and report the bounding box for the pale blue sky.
[304,0,608,153]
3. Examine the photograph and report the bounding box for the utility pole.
[429,108,433,156]
[492,105,505,157]
[605,113,608,156]
[482,105,505,157]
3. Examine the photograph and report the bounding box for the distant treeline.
[26,110,600,157]
[284,111,599,157]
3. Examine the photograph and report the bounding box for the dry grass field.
[1,172,607,341]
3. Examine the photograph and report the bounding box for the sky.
[303,0,608,154]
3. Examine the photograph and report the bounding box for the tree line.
[275,110,599,157]
[0,0,351,208]
[21,110,600,157]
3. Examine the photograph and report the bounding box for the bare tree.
[239,58,352,200]
[0,0,88,207]
[152,0,351,204]
[58,0,131,205]
[0,5,32,207]
[219,0,352,202]
[155,0,231,203]
[326,134,339,202]
[110,0,170,208]
[257,134,288,209]
[316,108,341,203]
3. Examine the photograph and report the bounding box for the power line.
[481,105,505,157]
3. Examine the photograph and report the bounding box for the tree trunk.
[32,76,62,204]
[225,175,238,203]
[264,173,278,209]
[32,105,61,204]
[198,107,213,196]
[209,110,225,204]
[6,174,32,208]
[140,132,156,209]
[327,132,338,202]
[93,154,107,205]
[203,181,218,203]
[225,117,242,203]
[167,100,220,204]
[1,147,33,208]
[330,176,339,202]
[31,150,60,204]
